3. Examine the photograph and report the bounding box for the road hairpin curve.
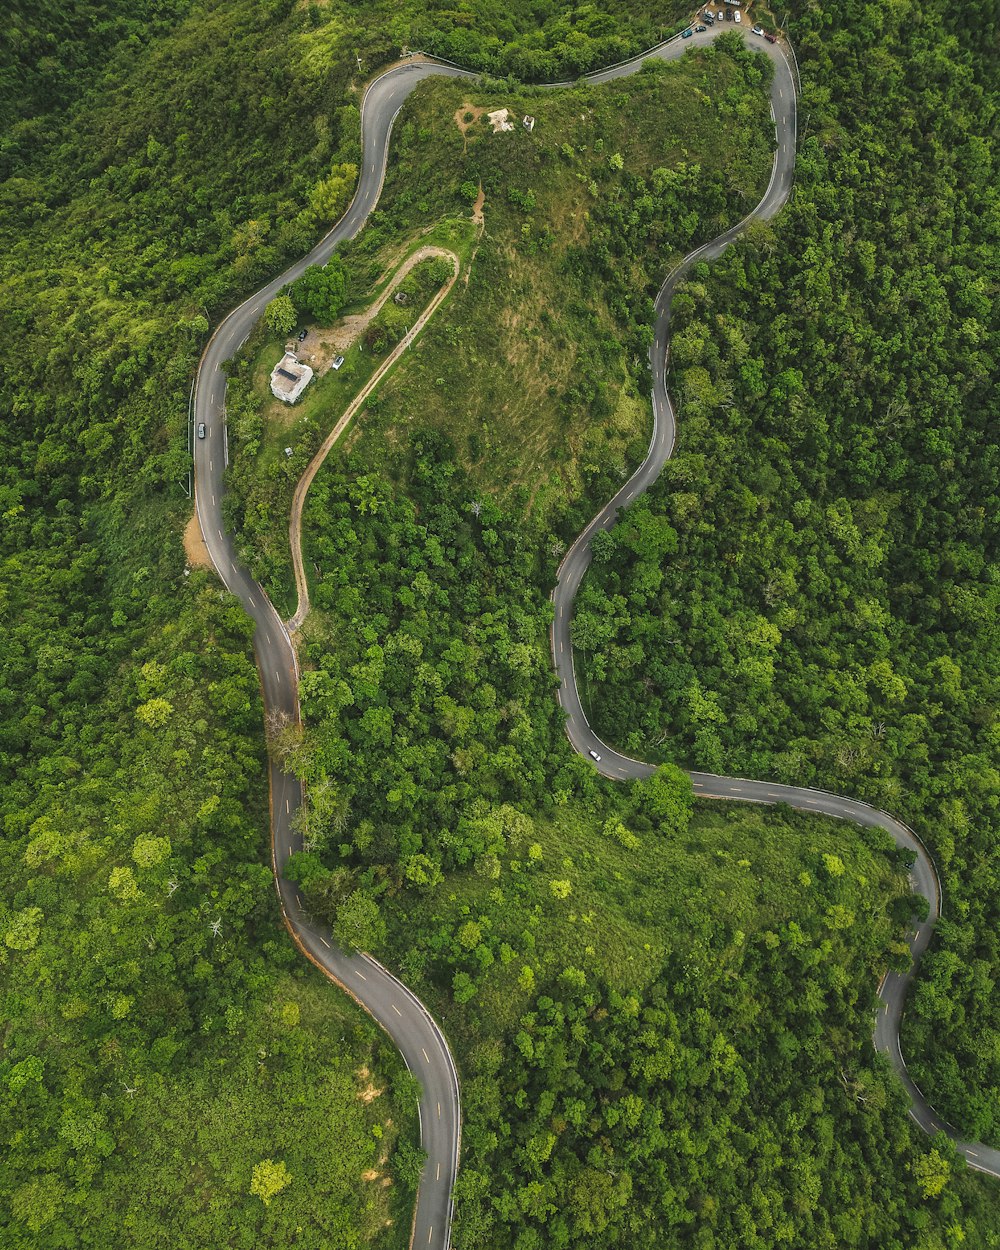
[191,27,997,1250]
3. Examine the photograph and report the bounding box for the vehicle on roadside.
[197,422,206,439]
[765,31,777,41]
[331,355,346,370]
[734,10,741,21]
[589,749,602,762]
[752,25,764,35]
[297,329,308,341]
[682,27,693,37]
[696,24,707,31]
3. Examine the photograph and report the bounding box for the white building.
[270,352,313,403]
[487,108,515,133]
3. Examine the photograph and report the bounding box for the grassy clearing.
[107,971,418,1249]
[382,796,907,1052]
[345,41,773,523]
[225,39,774,600]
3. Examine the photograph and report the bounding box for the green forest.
[577,0,1000,1151]
[2,0,1000,1245]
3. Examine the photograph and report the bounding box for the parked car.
[696,24,707,31]
[297,329,308,341]
[331,355,345,370]
[765,31,777,41]
[682,27,693,37]
[734,9,741,21]
[197,422,206,439]
[752,25,764,34]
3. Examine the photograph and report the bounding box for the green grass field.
[352,43,773,521]
[380,795,908,1052]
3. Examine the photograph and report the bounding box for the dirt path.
[287,248,461,632]
[183,511,213,569]
[314,244,456,363]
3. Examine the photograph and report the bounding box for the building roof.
[270,352,314,403]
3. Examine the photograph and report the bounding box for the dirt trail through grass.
[287,247,461,632]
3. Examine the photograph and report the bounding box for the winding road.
[191,23,996,1250]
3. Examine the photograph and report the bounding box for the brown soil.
[183,511,212,569]
[471,183,486,226]
[356,1064,385,1103]
[317,244,450,364]
[454,103,485,153]
[361,1169,380,1182]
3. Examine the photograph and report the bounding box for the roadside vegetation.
[224,228,471,612]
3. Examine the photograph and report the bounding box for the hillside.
[575,0,1000,1154]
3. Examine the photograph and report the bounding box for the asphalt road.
[190,25,996,1250]
[550,29,1000,1184]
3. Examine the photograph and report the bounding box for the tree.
[291,258,348,324]
[251,1158,292,1206]
[264,295,296,337]
[632,764,693,834]
[305,162,357,225]
[913,1147,951,1199]
[334,890,386,951]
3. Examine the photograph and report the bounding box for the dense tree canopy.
[578,0,1000,1148]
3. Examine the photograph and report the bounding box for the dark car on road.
[682,27,693,36]
[765,31,777,41]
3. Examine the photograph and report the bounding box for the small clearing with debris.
[183,512,212,569]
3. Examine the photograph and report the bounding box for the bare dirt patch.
[183,511,212,569]
[454,102,485,152]
[471,183,485,226]
[311,244,452,368]
[356,1064,385,1103]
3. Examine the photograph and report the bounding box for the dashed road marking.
[392,1004,402,1016]
[437,1102,441,1118]
[320,936,331,949]
[357,971,367,982]
[422,1048,430,1063]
